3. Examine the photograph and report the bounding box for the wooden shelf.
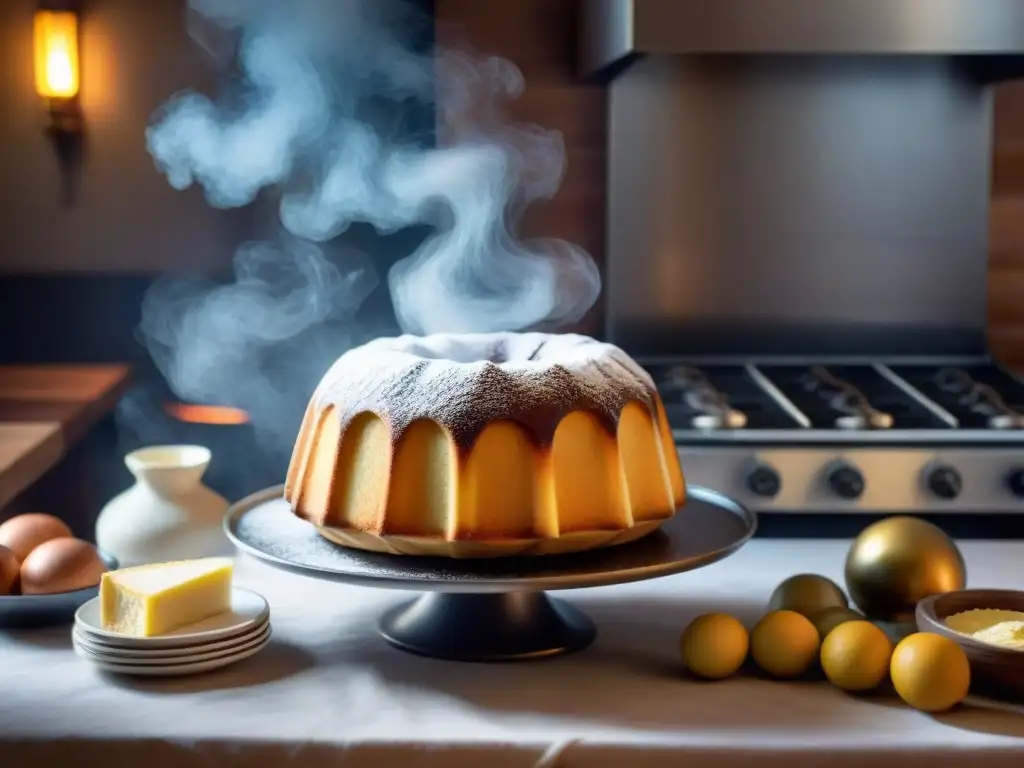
[0,364,131,511]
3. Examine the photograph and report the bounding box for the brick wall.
[438,0,1024,367]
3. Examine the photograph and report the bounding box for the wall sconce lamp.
[34,7,82,131]
[34,3,84,202]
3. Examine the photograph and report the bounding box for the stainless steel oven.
[581,0,1024,522]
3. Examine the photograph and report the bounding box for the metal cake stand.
[224,485,756,662]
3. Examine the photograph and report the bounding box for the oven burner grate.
[647,364,805,430]
[662,362,963,433]
[662,366,748,429]
[933,368,1024,430]
[647,358,1024,437]
[888,363,1024,431]
[800,366,894,430]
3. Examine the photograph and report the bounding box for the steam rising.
[134,241,378,449]
[133,0,599,454]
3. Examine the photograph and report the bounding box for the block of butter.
[99,557,234,637]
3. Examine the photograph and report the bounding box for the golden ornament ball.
[767,573,848,618]
[809,605,865,641]
[844,516,966,623]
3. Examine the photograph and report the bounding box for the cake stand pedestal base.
[378,591,596,662]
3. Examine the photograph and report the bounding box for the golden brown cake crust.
[284,332,685,558]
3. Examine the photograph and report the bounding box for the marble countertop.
[3,538,1024,767]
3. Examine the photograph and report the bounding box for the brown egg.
[19,537,107,595]
[0,513,73,562]
[0,545,19,595]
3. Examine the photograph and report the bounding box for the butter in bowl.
[72,557,271,677]
[916,589,1024,700]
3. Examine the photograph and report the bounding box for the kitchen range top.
[647,360,1024,441]
[642,358,1024,516]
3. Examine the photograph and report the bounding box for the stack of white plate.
[72,588,271,677]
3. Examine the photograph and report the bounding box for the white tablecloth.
[3,538,1024,767]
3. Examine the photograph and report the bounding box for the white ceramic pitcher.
[95,445,232,567]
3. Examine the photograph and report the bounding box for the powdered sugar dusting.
[312,332,657,447]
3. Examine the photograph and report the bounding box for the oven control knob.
[925,465,962,500]
[746,463,781,498]
[1006,469,1024,499]
[827,463,864,500]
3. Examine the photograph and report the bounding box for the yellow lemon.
[820,620,893,692]
[750,610,820,678]
[890,632,971,712]
[680,613,749,680]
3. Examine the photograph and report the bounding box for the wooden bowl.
[916,589,1024,699]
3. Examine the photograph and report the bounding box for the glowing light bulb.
[34,11,80,99]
